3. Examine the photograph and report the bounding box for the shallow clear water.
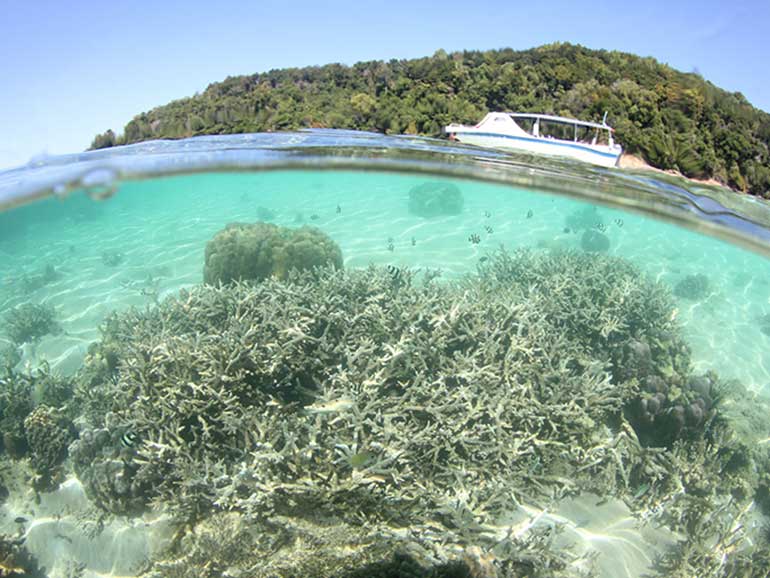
[1,131,769,577]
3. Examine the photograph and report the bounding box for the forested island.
[91,43,770,196]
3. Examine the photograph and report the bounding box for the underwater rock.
[580,229,610,252]
[407,181,464,217]
[101,250,124,267]
[203,222,343,284]
[673,273,710,300]
[756,313,770,337]
[2,303,60,345]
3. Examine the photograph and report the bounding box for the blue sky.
[1,0,767,169]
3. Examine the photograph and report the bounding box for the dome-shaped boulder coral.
[673,273,710,300]
[407,181,464,217]
[580,229,610,252]
[23,405,75,490]
[203,222,343,285]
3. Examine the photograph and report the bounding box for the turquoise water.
[1,134,770,577]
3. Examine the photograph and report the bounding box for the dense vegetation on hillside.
[91,43,770,196]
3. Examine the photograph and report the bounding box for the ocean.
[0,130,769,577]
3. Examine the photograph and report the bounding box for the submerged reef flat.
[1,248,768,576]
[49,248,768,577]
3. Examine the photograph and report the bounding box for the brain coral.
[203,222,343,285]
[407,181,464,217]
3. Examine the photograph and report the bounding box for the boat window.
[539,121,574,141]
[515,117,536,134]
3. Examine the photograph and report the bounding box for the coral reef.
[202,222,343,285]
[0,534,44,578]
[564,205,604,232]
[673,273,710,300]
[0,366,74,464]
[144,512,567,578]
[67,249,767,576]
[580,229,610,252]
[407,181,464,217]
[0,373,33,459]
[18,264,60,294]
[2,303,60,345]
[69,425,164,514]
[23,405,75,490]
[0,346,20,372]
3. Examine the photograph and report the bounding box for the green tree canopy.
[90,43,770,197]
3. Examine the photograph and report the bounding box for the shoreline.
[617,153,729,190]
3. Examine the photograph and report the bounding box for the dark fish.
[563,227,571,234]
[387,243,395,252]
[595,223,607,232]
[411,237,416,246]
[479,256,489,263]
[484,225,493,234]
[121,431,138,448]
[468,234,481,245]
[387,265,402,280]
[484,211,491,218]
[310,214,320,221]
[614,218,624,227]
[336,204,342,214]
[14,517,27,524]
[526,210,533,219]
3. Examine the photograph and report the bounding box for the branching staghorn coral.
[68,249,768,577]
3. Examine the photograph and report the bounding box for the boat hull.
[447,130,622,168]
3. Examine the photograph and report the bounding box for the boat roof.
[505,112,613,130]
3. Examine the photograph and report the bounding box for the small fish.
[563,227,571,234]
[387,265,402,281]
[670,308,679,322]
[484,225,493,234]
[484,211,491,218]
[387,237,394,243]
[479,256,489,263]
[526,210,533,219]
[336,204,342,214]
[595,223,607,233]
[633,483,651,499]
[411,236,416,246]
[121,431,138,448]
[13,517,27,524]
[614,218,624,228]
[310,214,320,221]
[468,234,481,245]
[387,243,395,252]
[306,398,355,414]
[350,451,375,469]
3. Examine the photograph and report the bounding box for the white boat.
[444,112,623,168]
